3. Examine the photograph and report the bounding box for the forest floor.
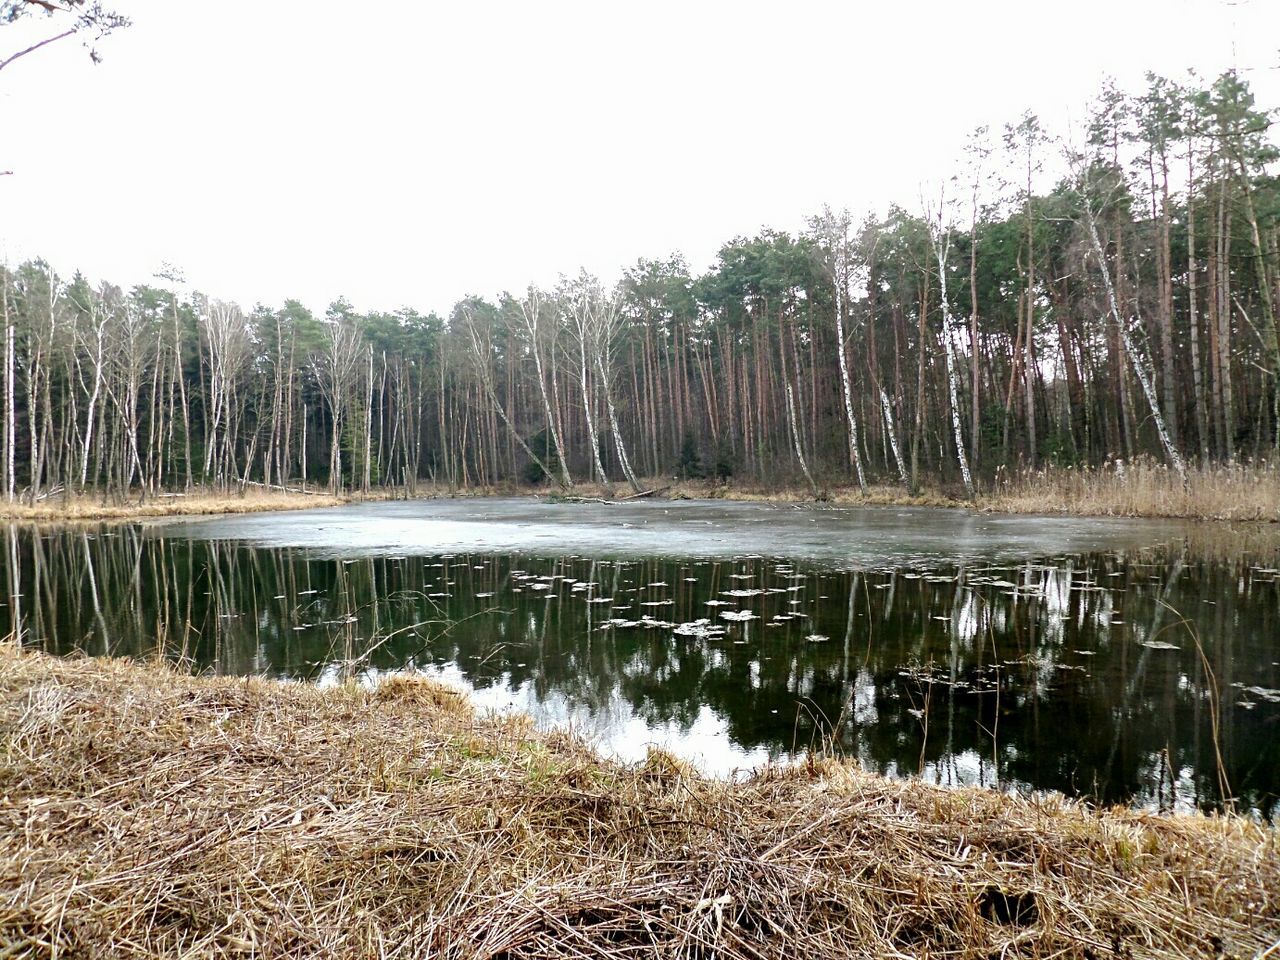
[1,646,1276,959]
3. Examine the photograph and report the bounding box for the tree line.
[2,68,1277,502]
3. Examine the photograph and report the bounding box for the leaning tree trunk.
[879,387,909,486]
[593,350,642,494]
[785,381,818,497]
[1083,200,1188,485]
[520,292,573,488]
[463,309,567,492]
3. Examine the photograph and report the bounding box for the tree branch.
[0,26,75,72]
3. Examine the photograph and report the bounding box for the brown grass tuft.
[372,673,469,714]
[1,645,1276,958]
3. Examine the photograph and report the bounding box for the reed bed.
[2,647,1276,959]
[984,460,1280,521]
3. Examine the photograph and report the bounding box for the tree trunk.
[1083,197,1187,484]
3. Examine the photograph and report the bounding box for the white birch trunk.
[834,302,868,493]
[785,382,818,496]
[1083,199,1188,484]
[364,344,373,493]
[568,290,607,483]
[588,290,642,494]
[812,208,868,493]
[519,290,573,488]
[930,228,976,498]
[879,387,909,486]
[578,348,606,482]
[593,348,642,494]
[462,305,566,489]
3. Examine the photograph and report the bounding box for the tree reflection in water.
[5,524,1278,815]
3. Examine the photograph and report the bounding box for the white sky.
[2,0,1278,315]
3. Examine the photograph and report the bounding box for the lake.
[7,498,1279,815]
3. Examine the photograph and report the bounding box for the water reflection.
[5,523,1278,816]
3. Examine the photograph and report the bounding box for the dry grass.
[584,462,1279,521]
[984,459,1280,522]
[0,489,348,522]
[1,647,1275,959]
[546,480,968,510]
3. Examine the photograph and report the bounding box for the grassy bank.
[0,488,348,522]
[1,648,1275,959]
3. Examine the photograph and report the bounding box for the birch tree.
[200,299,251,489]
[460,302,565,489]
[314,300,365,494]
[810,206,868,493]
[1076,160,1188,484]
[924,191,975,499]
[564,275,607,483]
[586,281,643,494]
[515,286,572,487]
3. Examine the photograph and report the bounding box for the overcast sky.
[2,0,1278,315]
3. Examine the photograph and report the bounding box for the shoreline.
[0,488,351,522]
[2,646,1276,958]
[3,460,1278,524]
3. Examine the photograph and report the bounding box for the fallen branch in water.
[618,486,667,501]
[240,479,330,496]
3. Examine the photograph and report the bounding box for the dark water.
[6,499,1279,815]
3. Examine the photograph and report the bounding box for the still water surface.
[8,499,1279,814]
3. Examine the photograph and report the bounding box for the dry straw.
[2,646,1276,958]
[983,458,1280,522]
[0,488,347,523]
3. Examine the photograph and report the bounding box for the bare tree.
[313,303,364,494]
[924,190,976,499]
[1077,163,1188,484]
[810,206,869,493]
[200,299,251,490]
[0,0,130,74]
[586,281,643,494]
[460,302,566,489]
[564,275,607,483]
[515,286,573,488]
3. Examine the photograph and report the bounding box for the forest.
[2,68,1277,502]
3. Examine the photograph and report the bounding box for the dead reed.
[1,646,1275,959]
[983,459,1280,521]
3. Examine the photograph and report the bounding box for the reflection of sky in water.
[8,505,1280,816]
[433,664,774,777]
[343,662,774,777]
